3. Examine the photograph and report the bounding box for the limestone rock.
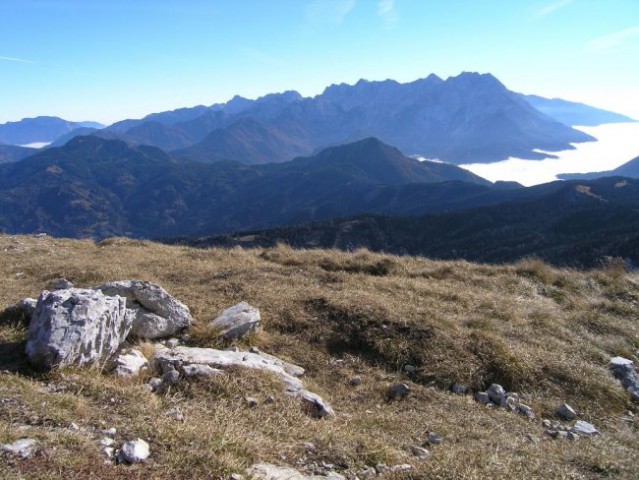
[113,349,148,377]
[474,391,491,404]
[428,432,443,445]
[153,345,334,418]
[572,420,599,436]
[349,376,362,386]
[247,462,345,480]
[94,280,192,339]
[609,356,639,403]
[26,288,130,369]
[451,383,467,395]
[1,438,39,459]
[410,445,430,459]
[182,364,224,378]
[518,403,535,420]
[557,403,577,420]
[210,301,261,340]
[118,438,150,464]
[52,278,74,290]
[487,384,506,405]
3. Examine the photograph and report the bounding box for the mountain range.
[0,116,104,146]
[5,72,633,166]
[0,135,490,239]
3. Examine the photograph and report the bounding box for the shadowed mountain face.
[523,95,636,126]
[70,72,597,165]
[0,144,37,164]
[559,155,639,181]
[0,116,104,145]
[178,177,639,268]
[0,136,491,239]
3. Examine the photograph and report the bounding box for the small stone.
[117,438,150,464]
[103,427,117,437]
[557,403,577,420]
[427,432,442,445]
[404,365,417,373]
[229,474,244,480]
[249,346,260,354]
[410,445,430,459]
[542,419,552,428]
[181,333,191,343]
[474,392,491,404]
[52,278,74,290]
[264,395,275,404]
[557,431,569,439]
[166,338,180,348]
[390,464,413,472]
[113,349,148,377]
[300,442,316,452]
[1,438,39,459]
[505,396,517,412]
[147,377,163,391]
[104,447,115,458]
[349,376,362,386]
[245,396,259,407]
[518,403,535,420]
[162,368,180,386]
[567,432,580,441]
[359,467,377,478]
[375,463,388,474]
[100,437,115,447]
[572,420,599,436]
[487,384,506,405]
[387,383,410,400]
[69,422,79,430]
[451,383,467,395]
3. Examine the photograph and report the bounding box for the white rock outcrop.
[94,280,192,339]
[113,349,148,377]
[25,288,130,369]
[153,345,334,418]
[210,301,261,340]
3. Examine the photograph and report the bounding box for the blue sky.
[1,0,638,125]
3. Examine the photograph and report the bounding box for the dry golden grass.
[0,235,638,479]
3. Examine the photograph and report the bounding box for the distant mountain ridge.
[58,72,601,165]
[0,116,105,145]
[0,136,490,239]
[0,144,37,164]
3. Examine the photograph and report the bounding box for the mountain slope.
[522,95,636,126]
[0,144,37,164]
[0,136,491,239]
[559,155,639,180]
[180,177,639,268]
[176,117,310,164]
[0,116,105,145]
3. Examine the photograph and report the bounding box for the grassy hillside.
[0,235,638,479]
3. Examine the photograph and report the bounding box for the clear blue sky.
[1,0,638,125]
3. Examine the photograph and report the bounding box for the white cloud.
[377,0,398,29]
[305,0,357,26]
[587,25,639,52]
[0,55,34,64]
[534,0,574,19]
